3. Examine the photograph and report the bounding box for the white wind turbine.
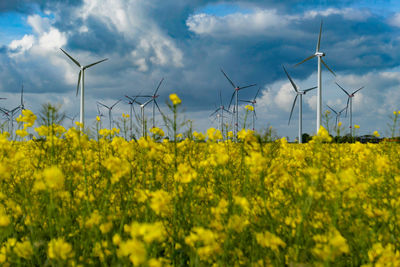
[60,48,108,128]
[210,91,232,135]
[294,21,336,134]
[283,65,317,144]
[326,104,347,131]
[220,68,256,138]
[239,87,262,131]
[97,100,121,130]
[335,82,364,136]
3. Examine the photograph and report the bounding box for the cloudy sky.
[1,0,400,139]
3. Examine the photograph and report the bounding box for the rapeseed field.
[0,100,399,266]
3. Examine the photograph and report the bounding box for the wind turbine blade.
[335,82,350,97]
[84,58,108,69]
[239,100,252,103]
[60,48,81,67]
[345,98,350,117]
[294,54,316,67]
[352,86,365,95]
[321,58,336,76]
[339,107,347,114]
[210,109,219,117]
[316,20,323,52]
[220,68,236,88]
[253,108,257,119]
[154,100,165,117]
[303,86,317,93]
[76,70,81,96]
[143,98,154,107]
[228,91,236,110]
[254,87,261,101]
[223,108,232,114]
[111,99,121,109]
[238,84,257,90]
[154,78,164,95]
[288,95,298,125]
[219,90,223,106]
[326,104,338,115]
[97,102,110,109]
[282,65,298,92]
[125,95,135,102]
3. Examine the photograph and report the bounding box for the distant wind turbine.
[239,87,261,130]
[210,90,231,134]
[149,78,165,129]
[326,104,347,131]
[335,82,364,136]
[97,100,121,130]
[294,21,336,134]
[125,94,145,139]
[220,68,256,138]
[135,98,154,138]
[60,48,108,128]
[283,65,317,144]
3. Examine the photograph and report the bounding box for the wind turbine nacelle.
[315,52,325,57]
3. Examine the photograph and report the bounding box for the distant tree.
[37,103,66,127]
[302,133,312,143]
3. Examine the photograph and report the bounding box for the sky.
[1,0,400,140]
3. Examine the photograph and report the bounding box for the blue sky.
[1,0,400,139]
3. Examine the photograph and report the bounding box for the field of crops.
[0,106,399,266]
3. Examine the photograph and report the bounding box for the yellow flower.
[48,238,74,261]
[42,166,65,190]
[96,116,101,122]
[169,93,181,105]
[354,124,360,129]
[255,231,286,252]
[338,121,342,127]
[373,131,380,137]
[14,241,33,259]
[245,105,254,111]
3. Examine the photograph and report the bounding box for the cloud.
[1,0,400,140]
[187,8,291,37]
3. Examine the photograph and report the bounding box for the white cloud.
[389,12,400,27]
[304,8,371,21]
[27,14,51,34]
[79,0,183,68]
[275,83,296,111]
[8,34,35,55]
[187,9,291,37]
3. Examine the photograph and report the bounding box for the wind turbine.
[335,82,364,136]
[97,100,121,130]
[125,94,145,140]
[60,48,108,128]
[220,68,256,138]
[135,98,154,138]
[283,65,317,144]
[210,91,231,135]
[149,78,165,129]
[0,106,21,137]
[326,104,347,131]
[294,21,336,134]
[239,87,262,130]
